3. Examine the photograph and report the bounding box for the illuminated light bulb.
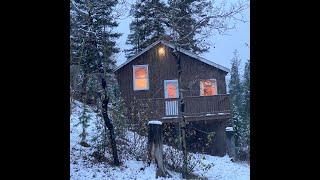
[158,46,165,56]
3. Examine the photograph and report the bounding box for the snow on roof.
[114,40,230,73]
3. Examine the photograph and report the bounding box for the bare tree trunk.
[148,121,171,178]
[101,96,120,166]
[176,49,188,178]
[169,36,189,177]
[101,78,120,166]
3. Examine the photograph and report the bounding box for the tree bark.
[180,118,188,178]
[176,49,188,178]
[148,121,171,178]
[101,96,120,166]
[101,77,120,166]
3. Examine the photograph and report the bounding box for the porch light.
[158,46,165,57]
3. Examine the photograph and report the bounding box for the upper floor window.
[200,79,217,96]
[133,65,149,90]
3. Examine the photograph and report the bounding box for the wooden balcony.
[133,94,231,123]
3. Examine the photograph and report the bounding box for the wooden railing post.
[148,120,171,178]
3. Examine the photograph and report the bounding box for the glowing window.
[164,80,179,98]
[133,65,149,90]
[200,79,217,96]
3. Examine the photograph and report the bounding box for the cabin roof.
[114,40,230,73]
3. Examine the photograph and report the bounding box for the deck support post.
[226,126,236,159]
[148,120,171,178]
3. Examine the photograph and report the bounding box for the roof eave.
[114,40,230,73]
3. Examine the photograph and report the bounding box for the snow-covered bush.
[90,114,108,162]
[108,85,128,139]
[125,131,148,162]
[78,104,91,146]
[163,143,213,177]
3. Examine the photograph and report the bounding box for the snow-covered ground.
[70,100,250,180]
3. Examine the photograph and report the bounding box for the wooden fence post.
[148,120,171,178]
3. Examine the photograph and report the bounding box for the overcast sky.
[115,0,250,72]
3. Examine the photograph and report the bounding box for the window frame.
[164,79,179,99]
[133,64,149,91]
[200,79,218,96]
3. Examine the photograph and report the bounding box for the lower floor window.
[164,80,179,98]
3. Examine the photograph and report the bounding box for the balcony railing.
[184,94,230,116]
[132,94,230,121]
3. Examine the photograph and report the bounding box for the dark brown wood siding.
[115,43,229,156]
[115,44,228,103]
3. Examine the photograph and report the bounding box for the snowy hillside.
[70,100,250,180]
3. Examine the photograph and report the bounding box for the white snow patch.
[226,127,234,131]
[162,116,179,119]
[218,112,227,115]
[70,100,250,180]
[148,120,162,125]
[191,154,250,180]
[206,113,215,116]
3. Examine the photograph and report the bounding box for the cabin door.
[164,80,179,116]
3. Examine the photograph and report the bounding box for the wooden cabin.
[114,40,231,156]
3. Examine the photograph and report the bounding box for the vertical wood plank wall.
[115,44,230,156]
[115,44,228,106]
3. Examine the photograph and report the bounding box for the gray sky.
[115,0,250,72]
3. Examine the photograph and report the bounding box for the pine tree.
[166,0,213,54]
[70,0,121,166]
[125,0,167,58]
[241,59,250,146]
[71,0,121,74]
[229,51,250,161]
[166,0,248,54]
[229,50,243,147]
